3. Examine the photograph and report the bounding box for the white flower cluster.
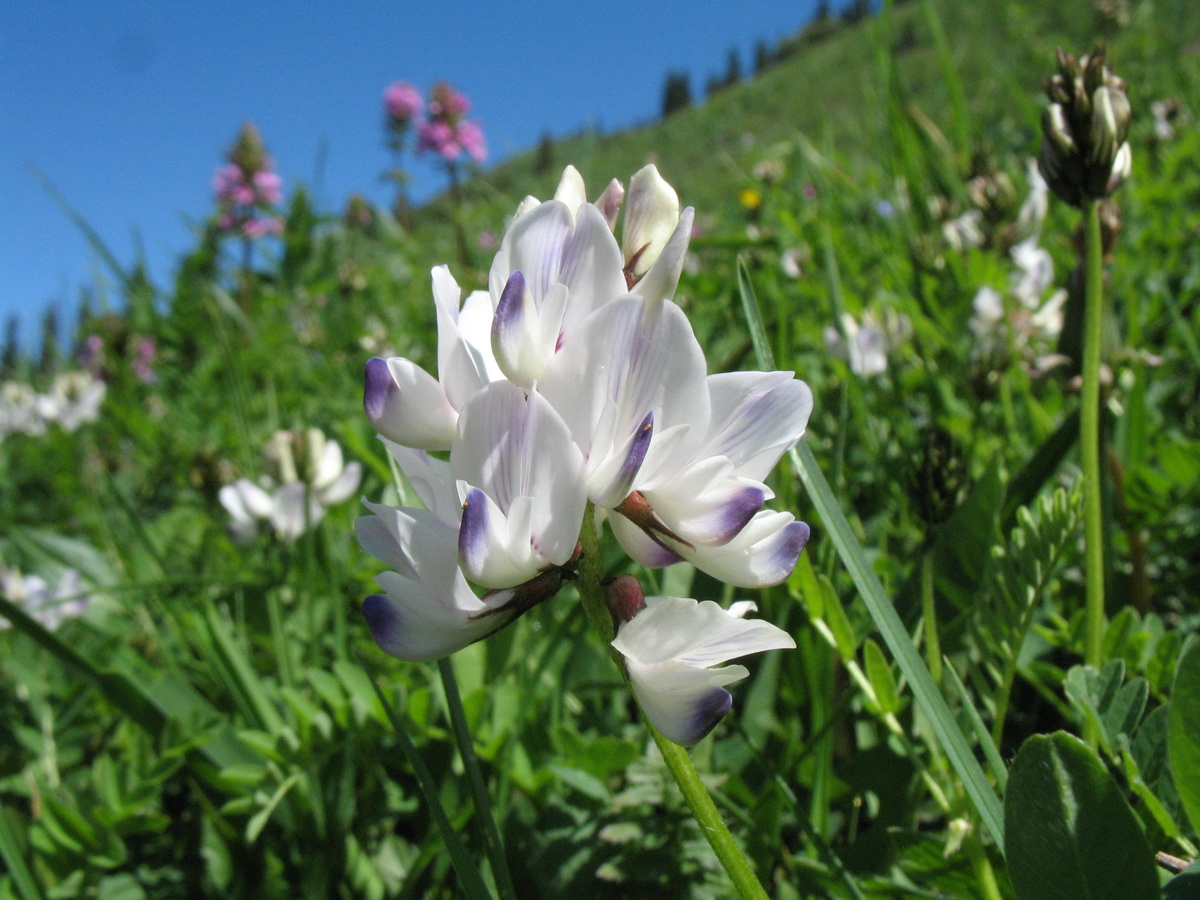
[220,428,362,543]
[971,164,1066,360]
[358,166,813,744]
[1,567,90,632]
[0,371,106,441]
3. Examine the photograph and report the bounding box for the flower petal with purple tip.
[612,596,795,745]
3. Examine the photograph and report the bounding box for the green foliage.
[1004,732,1159,899]
[3,0,1200,895]
[1170,640,1200,838]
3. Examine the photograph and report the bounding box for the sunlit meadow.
[3,1,1200,897]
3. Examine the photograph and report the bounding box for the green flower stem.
[576,504,770,900]
[1081,200,1106,685]
[438,657,519,900]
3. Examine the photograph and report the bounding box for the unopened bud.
[605,574,646,623]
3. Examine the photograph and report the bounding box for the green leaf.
[1004,732,1158,900]
[1165,863,1200,900]
[864,639,900,715]
[1169,639,1200,836]
[1064,660,1125,751]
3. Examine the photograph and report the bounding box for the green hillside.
[423,0,1198,233]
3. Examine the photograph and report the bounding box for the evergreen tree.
[1,315,20,380]
[661,71,692,117]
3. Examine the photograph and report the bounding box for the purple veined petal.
[630,205,695,305]
[556,203,626,333]
[379,439,460,526]
[608,511,686,569]
[458,487,540,589]
[317,461,362,507]
[452,382,587,584]
[363,357,459,450]
[624,658,736,746]
[684,511,811,588]
[489,200,573,307]
[491,270,531,383]
[639,456,766,546]
[490,272,568,386]
[701,371,814,482]
[540,295,709,501]
[588,410,654,508]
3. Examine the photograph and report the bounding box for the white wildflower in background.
[358,165,810,744]
[1,567,90,631]
[220,428,362,542]
[824,309,911,378]
[0,371,104,441]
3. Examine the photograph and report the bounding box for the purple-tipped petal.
[492,270,526,359]
[458,488,490,577]
[362,593,406,656]
[679,687,734,745]
[685,513,810,588]
[363,357,395,424]
[710,485,766,544]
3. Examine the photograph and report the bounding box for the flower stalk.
[575,504,770,900]
[1081,199,1106,677]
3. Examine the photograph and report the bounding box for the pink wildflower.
[385,81,423,124]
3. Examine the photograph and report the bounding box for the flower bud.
[1037,45,1131,206]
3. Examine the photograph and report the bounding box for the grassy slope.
[419,0,1198,240]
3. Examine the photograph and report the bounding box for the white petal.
[433,267,498,410]
[363,357,459,450]
[236,479,275,520]
[683,511,810,588]
[630,206,694,304]
[612,596,795,668]
[625,657,739,746]
[640,456,766,546]
[451,382,587,586]
[317,461,361,506]
[553,165,587,218]
[622,165,680,278]
[380,440,460,526]
[270,483,324,542]
[313,438,344,491]
[701,371,813,481]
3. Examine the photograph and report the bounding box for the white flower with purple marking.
[364,266,500,450]
[611,596,796,745]
[356,164,813,745]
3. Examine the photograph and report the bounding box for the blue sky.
[1,1,834,351]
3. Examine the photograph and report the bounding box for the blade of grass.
[0,596,252,769]
[737,258,1006,851]
[438,658,518,900]
[0,807,41,900]
[360,656,493,900]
